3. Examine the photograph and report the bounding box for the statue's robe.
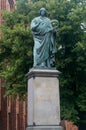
[31,16,56,67]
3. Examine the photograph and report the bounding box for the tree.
[0,0,33,99]
[0,0,86,124]
[55,0,86,125]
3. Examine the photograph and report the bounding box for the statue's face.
[40,10,46,17]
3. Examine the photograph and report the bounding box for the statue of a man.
[31,7,58,68]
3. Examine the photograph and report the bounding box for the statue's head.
[39,7,47,17]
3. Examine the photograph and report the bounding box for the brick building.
[0,0,16,25]
[0,78,27,130]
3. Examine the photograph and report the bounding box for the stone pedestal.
[26,69,63,130]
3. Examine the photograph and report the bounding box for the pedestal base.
[26,126,63,130]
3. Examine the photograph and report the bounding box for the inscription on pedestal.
[34,77,60,125]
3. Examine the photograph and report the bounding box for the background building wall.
[0,79,27,130]
[0,0,15,25]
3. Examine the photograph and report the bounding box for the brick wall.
[0,0,15,25]
[60,120,78,130]
[0,78,27,130]
[0,0,16,39]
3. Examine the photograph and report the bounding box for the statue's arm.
[31,19,40,31]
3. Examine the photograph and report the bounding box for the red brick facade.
[60,120,78,130]
[0,78,27,130]
[0,0,15,25]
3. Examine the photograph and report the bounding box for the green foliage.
[0,0,86,124]
[0,0,33,99]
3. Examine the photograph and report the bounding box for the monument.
[26,8,63,130]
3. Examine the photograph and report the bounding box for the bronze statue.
[31,8,58,68]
